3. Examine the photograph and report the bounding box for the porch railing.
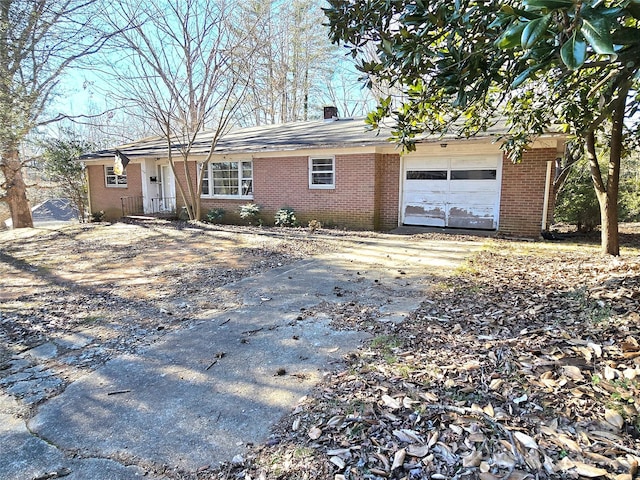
[121,196,177,217]
[121,196,144,217]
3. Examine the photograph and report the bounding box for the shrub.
[90,210,105,222]
[620,178,640,222]
[274,207,297,227]
[205,208,225,223]
[239,203,261,225]
[308,219,322,233]
[556,154,640,229]
[555,162,600,232]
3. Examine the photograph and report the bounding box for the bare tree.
[100,0,257,220]
[234,0,340,126]
[0,0,111,228]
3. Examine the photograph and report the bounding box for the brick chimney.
[323,106,338,121]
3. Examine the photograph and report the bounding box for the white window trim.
[309,156,335,190]
[200,160,254,199]
[104,166,127,188]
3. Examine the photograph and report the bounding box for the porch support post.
[541,160,553,231]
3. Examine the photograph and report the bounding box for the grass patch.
[370,334,403,352]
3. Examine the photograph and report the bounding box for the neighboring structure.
[4,198,78,228]
[81,109,564,237]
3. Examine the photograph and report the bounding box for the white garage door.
[402,155,502,230]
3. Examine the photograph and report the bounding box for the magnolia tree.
[325,0,640,255]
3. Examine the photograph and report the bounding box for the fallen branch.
[205,360,218,370]
[591,439,640,457]
[241,327,264,335]
[32,467,72,479]
[107,389,131,396]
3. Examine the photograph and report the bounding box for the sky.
[46,0,378,146]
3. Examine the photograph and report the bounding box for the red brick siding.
[252,154,378,229]
[374,153,400,230]
[172,147,554,237]
[88,163,143,221]
[190,154,380,229]
[172,161,196,211]
[499,149,556,237]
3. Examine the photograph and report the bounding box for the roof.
[81,116,516,161]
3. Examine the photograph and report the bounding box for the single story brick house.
[82,110,564,237]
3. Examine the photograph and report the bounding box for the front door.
[159,164,176,213]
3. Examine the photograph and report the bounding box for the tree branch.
[586,131,606,195]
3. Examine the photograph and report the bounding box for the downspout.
[397,155,405,227]
[541,160,553,231]
[141,160,149,214]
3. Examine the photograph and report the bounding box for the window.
[201,161,253,198]
[105,166,127,187]
[309,156,335,189]
[451,169,497,180]
[406,170,448,180]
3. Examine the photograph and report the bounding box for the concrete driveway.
[1,233,481,479]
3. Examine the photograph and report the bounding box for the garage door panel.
[402,155,501,230]
[447,207,496,229]
[403,204,446,227]
[404,181,448,194]
[449,184,497,195]
[406,158,449,169]
[448,190,497,204]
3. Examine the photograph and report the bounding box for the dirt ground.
[0,220,342,395]
[2,220,640,479]
[210,225,640,480]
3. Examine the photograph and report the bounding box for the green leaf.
[510,64,544,88]
[561,32,587,69]
[501,5,515,15]
[521,14,552,49]
[628,0,640,20]
[495,22,526,49]
[500,4,540,20]
[581,11,616,54]
[522,0,574,10]
[612,27,640,45]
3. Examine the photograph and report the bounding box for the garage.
[401,155,502,230]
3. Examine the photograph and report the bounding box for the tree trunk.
[585,96,624,257]
[1,149,33,228]
[599,189,619,256]
[597,82,628,256]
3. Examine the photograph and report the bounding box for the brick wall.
[88,163,143,221]
[172,160,196,212]
[175,147,555,237]
[253,154,378,229]
[499,149,556,237]
[374,153,400,230]
[193,153,401,230]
